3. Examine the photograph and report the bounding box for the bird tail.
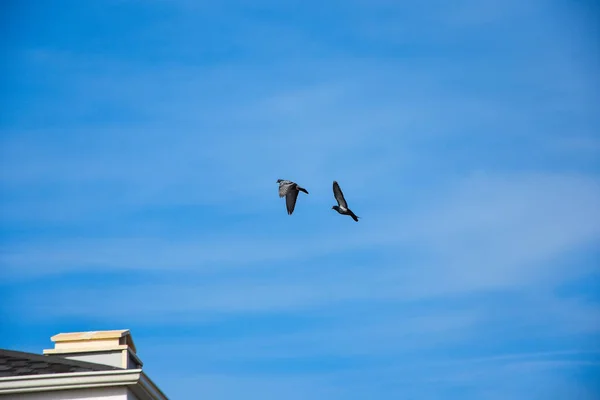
[349,211,359,222]
[298,187,309,194]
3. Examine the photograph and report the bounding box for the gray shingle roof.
[0,349,122,377]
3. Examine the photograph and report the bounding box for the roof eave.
[0,369,167,400]
[134,372,169,400]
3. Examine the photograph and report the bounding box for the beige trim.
[122,349,128,369]
[43,345,129,355]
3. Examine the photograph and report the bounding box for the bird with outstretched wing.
[331,180,359,222]
[277,179,309,215]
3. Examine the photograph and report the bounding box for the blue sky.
[1,0,599,398]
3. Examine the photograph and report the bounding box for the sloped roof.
[0,348,122,377]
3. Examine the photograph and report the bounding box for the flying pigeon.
[277,179,309,215]
[331,180,359,222]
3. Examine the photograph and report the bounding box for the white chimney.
[43,329,143,369]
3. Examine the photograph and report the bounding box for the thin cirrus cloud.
[1,0,599,399]
[2,171,599,279]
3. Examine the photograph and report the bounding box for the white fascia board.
[0,369,167,400]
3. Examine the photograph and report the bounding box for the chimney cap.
[47,329,137,354]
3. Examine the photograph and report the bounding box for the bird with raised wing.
[277,179,309,215]
[331,180,359,222]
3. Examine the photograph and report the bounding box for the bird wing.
[278,180,294,197]
[332,181,348,209]
[285,190,299,215]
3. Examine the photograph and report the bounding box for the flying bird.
[277,179,309,215]
[331,180,359,222]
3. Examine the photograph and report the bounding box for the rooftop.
[0,330,168,400]
[0,348,122,377]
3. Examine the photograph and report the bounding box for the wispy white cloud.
[3,28,597,232]
[152,346,600,400]
[2,1,599,398]
[137,309,481,362]
[3,171,597,283]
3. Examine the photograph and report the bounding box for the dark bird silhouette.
[331,180,359,221]
[277,179,309,215]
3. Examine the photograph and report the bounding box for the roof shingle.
[0,349,122,377]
